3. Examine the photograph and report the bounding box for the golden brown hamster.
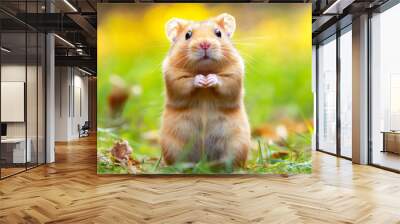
[160,13,251,167]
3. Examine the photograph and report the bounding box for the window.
[371,3,400,171]
[0,1,47,179]
[339,28,352,158]
[317,36,337,154]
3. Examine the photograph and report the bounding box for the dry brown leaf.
[271,151,290,159]
[111,140,133,161]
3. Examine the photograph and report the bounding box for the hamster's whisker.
[233,36,271,41]
[231,39,266,47]
[225,47,256,60]
[232,43,259,47]
[171,56,186,67]
[240,54,257,66]
[231,40,258,44]
[221,47,257,66]
[241,50,256,58]
[174,55,190,67]
[172,50,190,65]
[183,48,196,68]
[181,57,191,69]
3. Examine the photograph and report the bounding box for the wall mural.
[97,3,312,174]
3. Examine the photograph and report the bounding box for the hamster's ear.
[214,13,236,38]
[165,18,187,42]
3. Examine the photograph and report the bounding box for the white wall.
[72,73,89,138]
[1,65,26,139]
[55,67,89,141]
[0,65,40,138]
[1,82,25,122]
[55,67,69,141]
[1,65,25,81]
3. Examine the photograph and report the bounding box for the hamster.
[160,13,251,167]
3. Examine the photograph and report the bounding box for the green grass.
[97,127,312,174]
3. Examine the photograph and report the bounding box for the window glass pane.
[1,30,27,177]
[371,4,400,171]
[27,0,39,169]
[312,45,317,151]
[0,0,46,179]
[27,30,38,169]
[318,37,337,154]
[340,29,352,158]
[38,32,45,165]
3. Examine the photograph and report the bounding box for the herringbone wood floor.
[1,135,400,224]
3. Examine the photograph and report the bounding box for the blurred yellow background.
[99,4,310,60]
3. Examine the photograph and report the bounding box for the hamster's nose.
[199,42,211,50]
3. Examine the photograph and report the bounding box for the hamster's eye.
[215,29,222,38]
[185,31,192,40]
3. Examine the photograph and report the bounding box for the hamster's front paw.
[206,74,220,87]
[194,74,207,88]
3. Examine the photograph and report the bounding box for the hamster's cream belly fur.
[160,101,251,166]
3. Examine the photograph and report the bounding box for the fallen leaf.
[111,140,133,161]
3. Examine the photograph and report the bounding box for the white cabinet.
[1,138,32,163]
